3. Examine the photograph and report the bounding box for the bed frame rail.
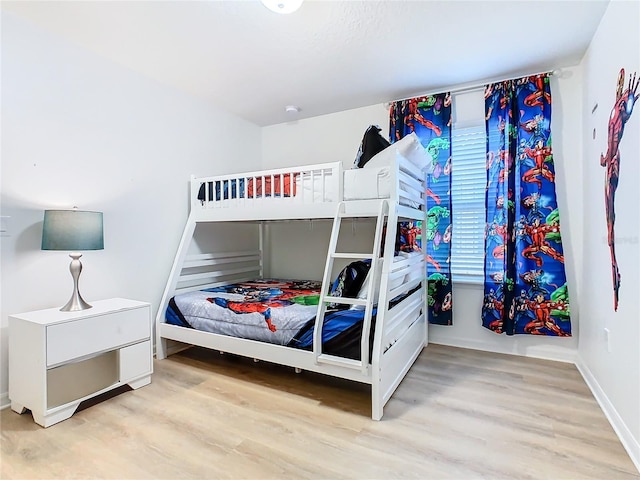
[395,155,427,211]
[174,251,262,294]
[191,162,342,212]
[155,208,264,360]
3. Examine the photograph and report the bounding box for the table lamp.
[41,209,104,311]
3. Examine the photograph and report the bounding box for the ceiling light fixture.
[260,0,303,14]
[285,105,300,114]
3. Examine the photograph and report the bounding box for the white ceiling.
[3,0,609,126]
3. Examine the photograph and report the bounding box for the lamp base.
[60,294,92,312]
[60,253,93,312]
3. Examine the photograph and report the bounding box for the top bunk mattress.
[344,132,431,199]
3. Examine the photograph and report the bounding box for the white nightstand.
[9,298,153,427]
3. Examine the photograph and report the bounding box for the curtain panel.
[390,94,453,325]
[482,74,571,336]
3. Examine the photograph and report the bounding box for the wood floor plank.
[1,343,637,479]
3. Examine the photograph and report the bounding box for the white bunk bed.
[155,133,430,420]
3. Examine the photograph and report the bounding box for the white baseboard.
[575,356,640,474]
[429,337,577,364]
[0,391,9,410]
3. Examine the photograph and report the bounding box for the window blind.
[450,124,486,283]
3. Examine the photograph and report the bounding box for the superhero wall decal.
[600,68,639,311]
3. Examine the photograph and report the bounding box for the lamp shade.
[42,210,104,251]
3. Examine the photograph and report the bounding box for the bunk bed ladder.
[313,200,388,374]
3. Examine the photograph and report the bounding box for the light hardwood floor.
[1,344,638,479]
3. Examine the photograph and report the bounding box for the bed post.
[155,212,197,360]
[370,203,399,421]
[259,221,266,279]
[421,175,429,346]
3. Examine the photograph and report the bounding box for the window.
[450,123,486,283]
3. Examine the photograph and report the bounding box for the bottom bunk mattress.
[165,278,376,360]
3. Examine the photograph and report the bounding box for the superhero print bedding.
[165,263,378,357]
[166,279,322,345]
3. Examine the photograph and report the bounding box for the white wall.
[0,14,262,403]
[262,104,389,170]
[265,219,377,282]
[262,105,389,282]
[263,70,583,364]
[578,0,640,468]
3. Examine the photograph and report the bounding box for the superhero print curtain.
[390,94,453,325]
[483,74,571,336]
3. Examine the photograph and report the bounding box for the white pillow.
[395,132,431,171]
[353,261,411,310]
[352,266,382,309]
[364,133,432,172]
[362,143,395,169]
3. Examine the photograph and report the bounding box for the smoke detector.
[261,0,303,14]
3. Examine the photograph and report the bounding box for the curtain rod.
[386,68,560,105]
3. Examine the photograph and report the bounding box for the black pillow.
[354,125,390,168]
[329,260,372,309]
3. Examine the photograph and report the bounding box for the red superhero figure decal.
[522,139,555,188]
[522,218,564,267]
[600,68,639,311]
[524,293,569,336]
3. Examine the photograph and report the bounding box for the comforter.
[165,278,377,360]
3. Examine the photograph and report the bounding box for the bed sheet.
[344,132,430,205]
[344,166,390,200]
[344,167,422,208]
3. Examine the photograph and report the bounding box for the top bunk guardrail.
[191,162,343,219]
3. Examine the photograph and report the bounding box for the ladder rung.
[322,296,368,306]
[317,353,362,369]
[331,253,374,260]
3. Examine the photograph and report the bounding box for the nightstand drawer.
[119,340,152,381]
[46,307,150,367]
